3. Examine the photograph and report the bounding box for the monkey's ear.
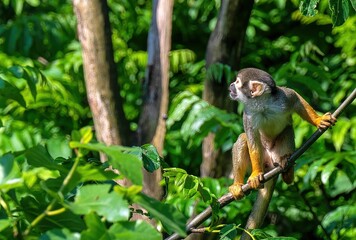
[249,81,266,97]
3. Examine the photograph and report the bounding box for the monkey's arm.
[292,90,336,129]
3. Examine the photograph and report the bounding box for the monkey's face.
[229,68,277,103]
[229,76,248,102]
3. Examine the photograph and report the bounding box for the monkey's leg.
[229,133,251,199]
[270,125,295,184]
[246,140,264,189]
[241,177,277,240]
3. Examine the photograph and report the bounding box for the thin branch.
[165,88,356,240]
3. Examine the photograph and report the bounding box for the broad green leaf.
[0,154,23,191]
[331,118,351,151]
[167,91,200,128]
[69,142,143,185]
[299,0,320,16]
[22,167,60,188]
[329,0,354,26]
[80,213,112,240]
[322,205,356,232]
[69,184,130,222]
[20,196,86,232]
[114,185,142,199]
[40,228,80,240]
[75,164,118,182]
[0,78,26,107]
[134,193,187,237]
[109,220,162,240]
[13,0,24,15]
[23,66,40,100]
[141,144,161,172]
[219,224,238,240]
[25,145,66,172]
[326,171,353,197]
[321,157,341,184]
[0,219,11,232]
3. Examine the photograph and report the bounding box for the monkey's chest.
[252,111,291,139]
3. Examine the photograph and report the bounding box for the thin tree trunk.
[201,0,254,178]
[73,0,130,149]
[138,0,174,200]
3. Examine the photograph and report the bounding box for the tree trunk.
[201,0,254,178]
[73,0,130,150]
[138,0,174,200]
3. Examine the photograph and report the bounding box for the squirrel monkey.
[228,68,336,233]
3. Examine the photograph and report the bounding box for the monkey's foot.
[229,183,244,200]
[247,172,264,189]
[318,112,337,129]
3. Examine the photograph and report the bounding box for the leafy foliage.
[165,91,242,172]
[300,0,356,26]
[0,126,187,239]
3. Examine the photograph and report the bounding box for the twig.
[165,88,356,240]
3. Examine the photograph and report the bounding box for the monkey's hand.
[247,171,264,189]
[317,112,337,129]
[229,183,244,200]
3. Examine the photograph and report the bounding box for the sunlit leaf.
[79,126,93,144]
[41,228,80,240]
[68,184,130,222]
[109,221,162,240]
[0,219,11,232]
[331,118,351,151]
[322,205,356,233]
[69,142,143,185]
[0,154,23,191]
[299,0,320,16]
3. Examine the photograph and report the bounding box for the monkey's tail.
[240,177,277,240]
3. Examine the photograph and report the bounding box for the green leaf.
[79,126,93,144]
[80,213,111,240]
[329,0,354,26]
[134,194,187,237]
[299,0,320,16]
[322,205,356,233]
[25,145,65,172]
[219,224,238,240]
[0,154,23,191]
[167,91,200,128]
[109,221,162,240]
[69,142,143,185]
[21,196,86,232]
[0,78,26,107]
[68,184,130,222]
[75,164,118,182]
[141,144,161,172]
[321,157,341,184]
[332,118,351,151]
[41,228,80,240]
[23,66,40,100]
[0,219,11,232]
[326,170,353,197]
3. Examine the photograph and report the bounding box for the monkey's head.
[229,68,277,103]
